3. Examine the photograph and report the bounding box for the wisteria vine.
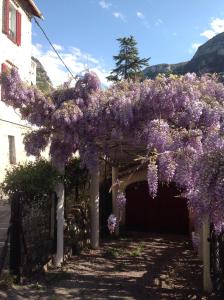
[1,70,224,232]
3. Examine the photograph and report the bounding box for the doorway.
[125,181,189,234]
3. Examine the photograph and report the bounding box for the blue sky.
[32,0,224,86]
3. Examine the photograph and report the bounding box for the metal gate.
[9,191,57,280]
[210,225,224,296]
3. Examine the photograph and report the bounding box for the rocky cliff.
[32,57,53,93]
[145,32,224,78]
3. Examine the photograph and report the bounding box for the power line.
[0,118,31,129]
[33,17,78,81]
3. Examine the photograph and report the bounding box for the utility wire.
[0,118,31,129]
[33,17,78,81]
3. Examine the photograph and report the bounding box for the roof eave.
[26,0,43,18]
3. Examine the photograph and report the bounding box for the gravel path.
[0,233,220,299]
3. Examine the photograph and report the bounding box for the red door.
[125,181,189,234]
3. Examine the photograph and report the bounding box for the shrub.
[1,159,60,199]
[0,272,15,290]
[64,158,89,202]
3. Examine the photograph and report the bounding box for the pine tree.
[107,36,150,82]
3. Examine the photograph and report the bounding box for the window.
[2,0,21,46]
[8,2,16,41]
[8,135,16,164]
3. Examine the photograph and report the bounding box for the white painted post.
[90,161,100,249]
[198,226,203,260]
[53,161,65,266]
[112,166,119,236]
[202,214,213,292]
[50,193,56,240]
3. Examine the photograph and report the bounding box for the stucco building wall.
[0,0,38,183]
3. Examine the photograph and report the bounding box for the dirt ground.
[0,233,220,300]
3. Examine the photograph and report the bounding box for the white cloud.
[137,11,145,19]
[201,30,215,39]
[136,11,150,28]
[113,12,126,22]
[99,0,111,9]
[155,18,163,26]
[32,43,109,87]
[192,43,202,50]
[52,43,64,51]
[189,42,202,54]
[201,18,224,39]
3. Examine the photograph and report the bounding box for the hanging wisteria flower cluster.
[107,189,127,233]
[107,214,117,234]
[147,163,158,199]
[1,69,224,232]
[116,192,127,209]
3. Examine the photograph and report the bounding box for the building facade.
[0,0,41,182]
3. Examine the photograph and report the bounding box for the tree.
[107,36,150,82]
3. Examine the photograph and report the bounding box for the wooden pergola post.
[112,166,119,236]
[202,214,213,292]
[90,161,100,249]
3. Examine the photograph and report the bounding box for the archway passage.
[125,181,189,234]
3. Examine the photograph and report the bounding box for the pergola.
[2,69,223,292]
[89,136,148,247]
[87,138,212,292]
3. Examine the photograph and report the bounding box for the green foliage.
[32,57,53,94]
[104,247,120,258]
[0,272,15,290]
[64,158,88,201]
[1,158,89,202]
[107,35,150,82]
[64,158,90,252]
[31,281,44,290]
[1,159,60,198]
[129,243,144,257]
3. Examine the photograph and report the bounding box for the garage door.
[125,181,189,234]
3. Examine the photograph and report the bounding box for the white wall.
[0,0,33,83]
[0,0,35,183]
[0,121,34,182]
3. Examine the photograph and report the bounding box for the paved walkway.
[0,233,220,299]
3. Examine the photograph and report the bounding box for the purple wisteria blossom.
[117,192,126,209]
[107,214,117,234]
[1,68,224,231]
[147,163,158,199]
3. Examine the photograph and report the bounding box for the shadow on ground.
[0,233,220,299]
